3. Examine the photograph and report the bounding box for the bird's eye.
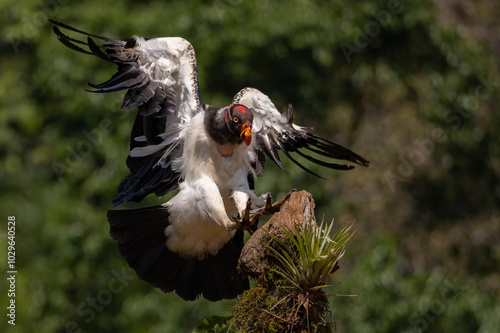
[233,116,239,123]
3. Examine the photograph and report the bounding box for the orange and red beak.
[240,123,252,146]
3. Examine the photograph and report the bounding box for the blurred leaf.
[193,315,234,333]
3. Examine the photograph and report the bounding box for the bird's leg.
[231,198,254,231]
[232,189,296,231]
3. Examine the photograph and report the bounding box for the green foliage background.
[1,0,499,332]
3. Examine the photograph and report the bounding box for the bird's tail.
[107,206,249,301]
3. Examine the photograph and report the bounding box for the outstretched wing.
[51,21,201,205]
[233,88,369,178]
[51,20,201,127]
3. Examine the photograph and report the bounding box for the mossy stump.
[233,190,339,333]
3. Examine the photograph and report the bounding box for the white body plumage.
[164,112,264,259]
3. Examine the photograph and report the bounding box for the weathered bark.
[239,190,316,277]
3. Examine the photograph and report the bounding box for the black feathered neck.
[204,105,242,145]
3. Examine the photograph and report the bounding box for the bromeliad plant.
[263,220,355,332]
[267,220,354,293]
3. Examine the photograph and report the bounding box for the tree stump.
[239,190,316,277]
[233,190,342,332]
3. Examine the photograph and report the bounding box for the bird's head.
[225,104,253,146]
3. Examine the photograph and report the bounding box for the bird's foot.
[231,199,256,231]
[232,189,296,232]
